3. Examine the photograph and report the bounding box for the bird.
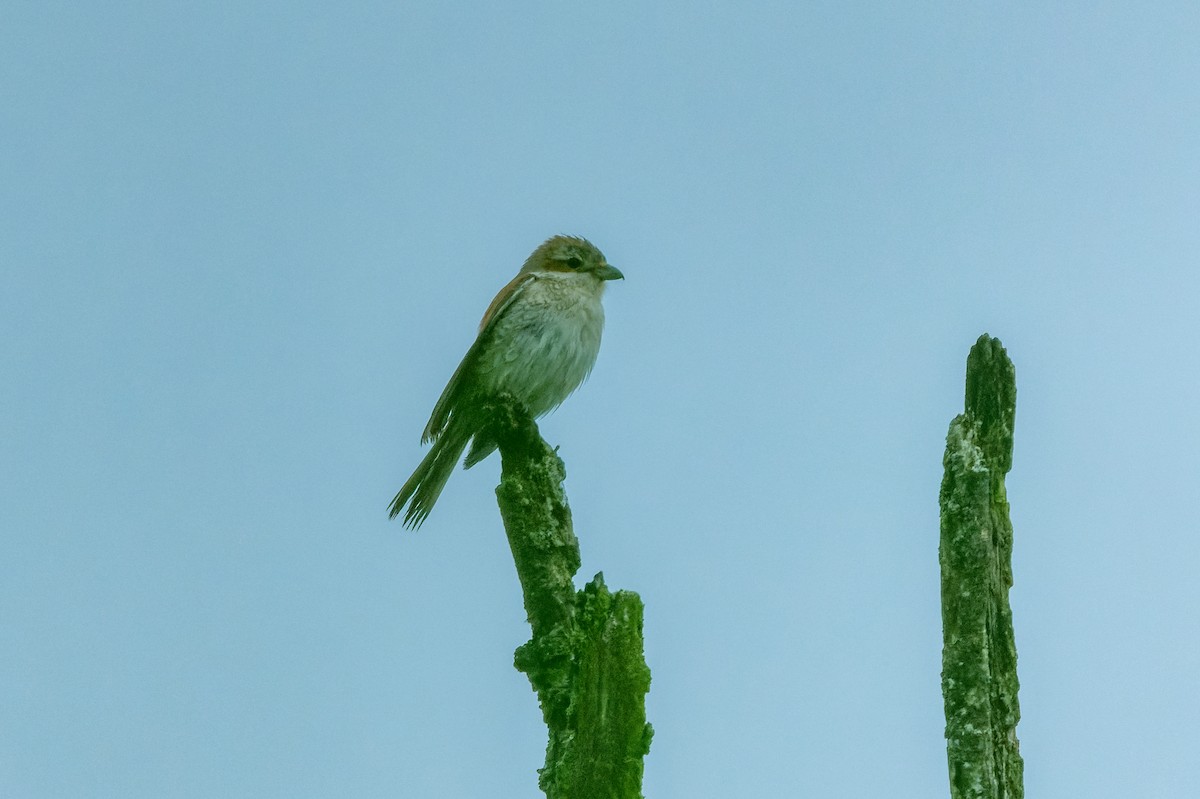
[389,235,624,528]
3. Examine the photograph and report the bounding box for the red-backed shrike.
[389,235,623,528]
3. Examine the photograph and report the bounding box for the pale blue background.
[3,3,1198,797]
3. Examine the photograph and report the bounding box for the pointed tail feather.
[388,422,472,528]
[463,433,499,468]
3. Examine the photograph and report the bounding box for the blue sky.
[3,2,1198,796]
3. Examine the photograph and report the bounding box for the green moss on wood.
[939,335,1024,799]
[489,396,652,799]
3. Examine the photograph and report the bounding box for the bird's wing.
[420,271,536,443]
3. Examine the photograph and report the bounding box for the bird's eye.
[564,255,584,269]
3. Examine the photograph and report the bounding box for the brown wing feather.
[420,272,536,443]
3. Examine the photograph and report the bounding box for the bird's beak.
[593,263,624,281]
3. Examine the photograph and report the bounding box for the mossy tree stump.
[487,397,652,799]
[939,334,1024,799]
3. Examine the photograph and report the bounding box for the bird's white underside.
[476,270,607,418]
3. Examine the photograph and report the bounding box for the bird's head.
[522,235,624,281]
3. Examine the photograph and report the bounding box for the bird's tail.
[388,420,472,528]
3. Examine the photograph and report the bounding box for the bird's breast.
[477,273,606,417]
